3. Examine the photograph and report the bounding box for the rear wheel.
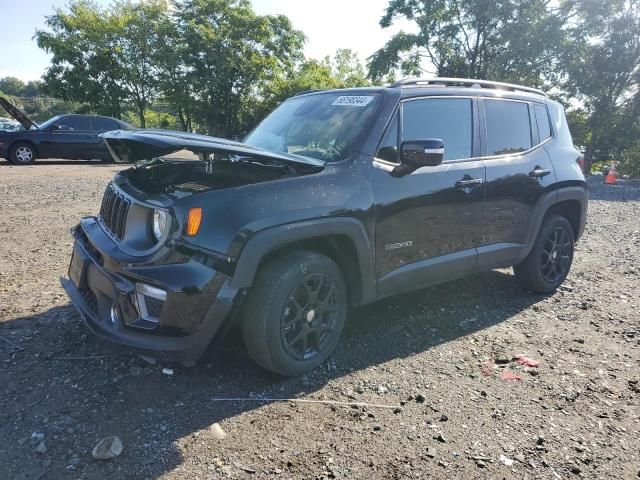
[514,215,574,293]
[241,251,347,376]
[9,143,36,165]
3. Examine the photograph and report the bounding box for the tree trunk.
[584,141,595,175]
[177,108,187,131]
[137,104,146,129]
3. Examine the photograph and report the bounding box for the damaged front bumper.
[61,218,240,364]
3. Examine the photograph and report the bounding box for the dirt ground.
[0,161,639,480]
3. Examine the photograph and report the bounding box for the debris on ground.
[514,355,541,368]
[500,370,523,382]
[92,436,124,460]
[210,423,226,440]
[499,454,515,466]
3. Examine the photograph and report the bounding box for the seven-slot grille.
[99,184,130,240]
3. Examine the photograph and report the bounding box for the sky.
[0,0,416,82]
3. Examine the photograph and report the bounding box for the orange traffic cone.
[604,164,617,185]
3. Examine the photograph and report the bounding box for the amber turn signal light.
[186,208,202,236]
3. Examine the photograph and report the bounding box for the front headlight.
[152,209,170,241]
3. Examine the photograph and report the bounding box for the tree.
[368,0,565,87]
[176,0,305,136]
[561,0,640,172]
[148,9,196,131]
[112,0,171,127]
[252,50,371,131]
[36,0,170,126]
[37,1,125,118]
[324,49,370,88]
[0,77,27,97]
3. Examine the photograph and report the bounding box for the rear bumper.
[61,219,240,364]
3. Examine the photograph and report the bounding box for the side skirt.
[377,248,477,299]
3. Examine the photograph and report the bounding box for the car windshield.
[244,92,381,162]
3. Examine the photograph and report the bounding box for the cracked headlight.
[152,209,170,241]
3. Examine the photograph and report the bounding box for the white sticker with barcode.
[331,95,374,107]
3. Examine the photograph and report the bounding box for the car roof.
[63,113,118,119]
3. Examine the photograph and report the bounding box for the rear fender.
[516,185,588,263]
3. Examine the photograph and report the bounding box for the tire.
[241,251,347,376]
[9,142,36,165]
[514,214,574,293]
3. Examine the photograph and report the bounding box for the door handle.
[529,168,552,178]
[455,178,484,189]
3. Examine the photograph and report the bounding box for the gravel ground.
[0,162,639,480]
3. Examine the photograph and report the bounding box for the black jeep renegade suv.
[62,78,588,376]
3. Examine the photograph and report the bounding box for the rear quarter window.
[484,99,532,156]
[534,104,552,141]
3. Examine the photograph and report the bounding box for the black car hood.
[101,129,326,168]
[0,96,38,131]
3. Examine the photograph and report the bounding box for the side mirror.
[401,139,444,168]
[49,124,61,132]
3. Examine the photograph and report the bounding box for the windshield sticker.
[332,96,374,107]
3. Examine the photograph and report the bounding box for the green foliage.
[122,109,181,130]
[35,0,308,135]
[369,0,640,176]
[175,0,305,136]
[0,86,80,124]
[560,0,640,171]
[36,0,171,126]
[258,49,370,115]
[368,0,565,87]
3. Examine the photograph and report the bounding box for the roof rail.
[294,89,326,97]
[389,77,547,97]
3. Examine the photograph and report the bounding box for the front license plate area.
[69,249,88,289]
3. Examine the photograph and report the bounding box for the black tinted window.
[534,104,552,141]
[56,116,91,131]
[376,113,399,163]
[484,100,531,156]
[95,117,120,131]
[402,98,472,161]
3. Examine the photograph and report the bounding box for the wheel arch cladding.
[544,199,583,240]
[230,218,376,306]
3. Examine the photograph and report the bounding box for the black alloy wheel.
[514,214,574,293]
[242,251,347,376]
[540,226,572,284]
[281,273,340,361]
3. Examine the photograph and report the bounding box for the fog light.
[136,283,167,301]
[110,305,120,325]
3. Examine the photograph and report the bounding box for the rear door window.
[56,116,92,131]
[483,100,532,156]
[534,104,552,141]
[402,98,472,161]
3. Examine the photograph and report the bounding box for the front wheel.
[241,251,347,376]
[9,143,36,165]
[514,215,574,293]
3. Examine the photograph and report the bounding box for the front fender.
[229,217,376,304]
